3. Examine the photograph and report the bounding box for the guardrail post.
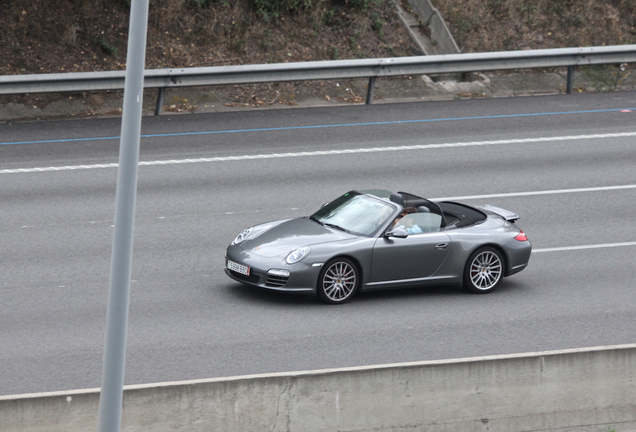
[366,77,376,105]
[566,66,574,94]
[155,88,165,115]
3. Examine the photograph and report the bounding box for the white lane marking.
[533,242,636,253]
[1,131,635,174]
[1,163,118,174]
[432,184,636,201]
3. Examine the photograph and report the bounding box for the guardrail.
[1,45,635,115]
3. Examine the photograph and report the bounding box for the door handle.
[436,243,448,249]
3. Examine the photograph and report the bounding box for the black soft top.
[437,201,487,228]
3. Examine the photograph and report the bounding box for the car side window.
[397,213,442,234]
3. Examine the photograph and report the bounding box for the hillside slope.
[432,0,636,52]
[0,0,412,75]
[1,0,635,118]
[3,0,634,78]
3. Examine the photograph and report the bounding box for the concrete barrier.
[405,0,460,54]
[2,344,636,432]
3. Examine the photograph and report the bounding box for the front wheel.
[463,247,504,294]
[318,258,359,304]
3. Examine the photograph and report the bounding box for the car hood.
[240,217,356,258]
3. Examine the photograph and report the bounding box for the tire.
[463,247,504,294]
[318,258,359,304]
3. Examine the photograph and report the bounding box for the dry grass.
[3,0,635,74]
[432,0,636,52]
[0,0,413,75]
[2,0,636,115]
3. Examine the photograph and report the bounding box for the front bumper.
[225,246,320,293]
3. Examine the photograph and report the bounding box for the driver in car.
[392,207,424,234]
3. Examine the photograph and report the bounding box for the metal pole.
[566,65,574,94]
[98,1,149,431]
[155,87,164,115]
[366,76,376,105]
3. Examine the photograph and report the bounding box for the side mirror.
[386,228,408,239]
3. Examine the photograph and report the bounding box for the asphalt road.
[1,92,635,396]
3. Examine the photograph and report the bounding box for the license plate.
[227,260,250,276]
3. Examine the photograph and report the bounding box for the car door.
[369,230,452,285]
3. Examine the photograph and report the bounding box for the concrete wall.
[3,344,636,432]
[406,0,460,54]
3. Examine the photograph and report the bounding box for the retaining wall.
[2,344,636,432]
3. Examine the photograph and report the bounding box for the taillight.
[514,230,528,241]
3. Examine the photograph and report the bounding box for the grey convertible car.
[225,190,531,304]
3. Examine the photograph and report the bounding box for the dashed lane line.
[533,242,636,253]
[431,184,636,201]
[1,131,635,174]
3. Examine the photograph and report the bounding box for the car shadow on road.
[219,279,525,307]
[220,282,318,306]
[355,284,464,302]
[354,280,524,303]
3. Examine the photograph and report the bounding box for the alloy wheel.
[320,260,358,303]
[469,250,503,291]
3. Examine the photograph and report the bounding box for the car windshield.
[310,191,397,237]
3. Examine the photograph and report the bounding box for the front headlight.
[285,246,311,264]
[232,227,253,245]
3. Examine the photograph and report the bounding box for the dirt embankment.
[1,0,418,112]
[1,0,635,118]
[1,1,413,74]
[432,0,636,52]
[4,0,634,76]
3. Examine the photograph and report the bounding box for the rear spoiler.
[476,204,520,222]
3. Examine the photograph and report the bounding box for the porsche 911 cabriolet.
[225,190,531,304]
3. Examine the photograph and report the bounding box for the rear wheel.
[318,258,359,304]
[463,247,504,293]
